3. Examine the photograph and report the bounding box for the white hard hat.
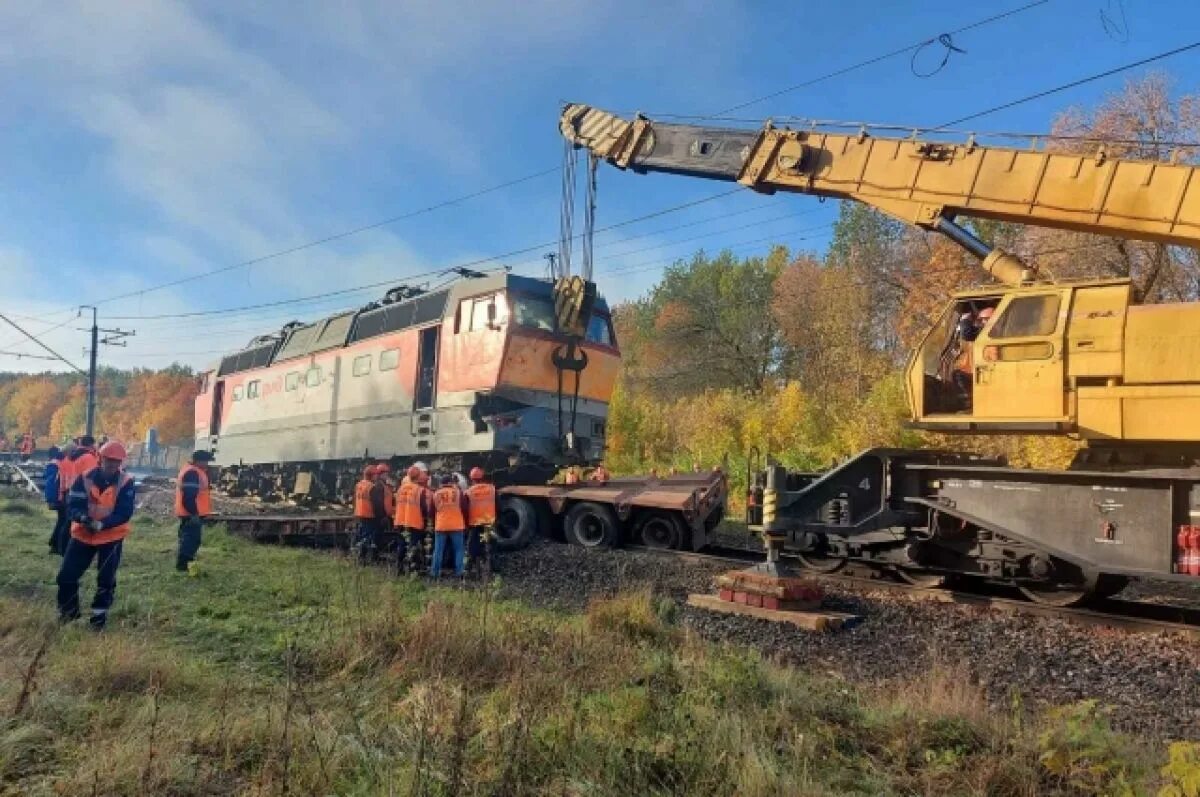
[413,461,429,472]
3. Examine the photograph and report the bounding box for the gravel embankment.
[496,540,1200,739]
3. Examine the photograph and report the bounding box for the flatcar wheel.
[1017,581,1092,607]
[495,496,538,551]
[565,502,620,548]
[795,552,847,574]
[895,567,947,588]
[635,512,683,550]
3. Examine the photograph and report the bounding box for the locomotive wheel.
[796,551,847,574]
[565,502,620,548]
[495,496,538,551]
[1017,582,1092,607]
[635,511,684,550]
[895,567,947,588]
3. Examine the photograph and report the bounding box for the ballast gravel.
[496,538,1200,740]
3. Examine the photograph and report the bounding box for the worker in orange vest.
[58,440,136,630]
[19,431,33,459]
[353,464,394,564]
[60,436,98,509]
[431,474,469,578]
[394,465,431,571]
[466,467,497,574]
[175,450,214,572]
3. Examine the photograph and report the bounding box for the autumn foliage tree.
[0,367,198,445]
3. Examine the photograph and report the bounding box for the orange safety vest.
[433,486,466,533]
[353,479,375,519]
[466,483,496,526]
[394,482,426,530]
[57,457,74,502]
[70,471,134,545]
[62,449,99,501]
[175,464,212,517]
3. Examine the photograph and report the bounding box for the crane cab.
[906,278,1200,447]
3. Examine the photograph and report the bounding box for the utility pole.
[79,305,134,438]
[85,307,98,437]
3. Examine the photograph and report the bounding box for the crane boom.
[560,104,1200,285]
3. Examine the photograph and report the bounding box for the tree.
[1029,73,1200,302]
[2,378,62,435]
[624,247,788,396]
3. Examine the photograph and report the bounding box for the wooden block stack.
[714,569,823,611]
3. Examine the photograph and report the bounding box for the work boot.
[88,611,107,632]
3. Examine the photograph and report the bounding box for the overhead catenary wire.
[133,213,818,344]
[129,207,810,339]
[58,2,1053,319]
[711,0,1049,116]
[106,188,747,323]
[77,166,560,309]
[936,40,1200,129]
[0,313,86,373]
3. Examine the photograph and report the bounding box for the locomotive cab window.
[232,385,244,401]
[285,372,299,391]
[247,380,260,399]
[511,295,555,333]
[353,354,372,376]
[305,367,322,387]
[457,293,508,333]
[988,295,1061,339]
[380,348,400,370]
[586,314,614,346]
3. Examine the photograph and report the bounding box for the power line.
[712,0,1049,115]
[107,188,746,323]
[71,5,1048,315]
[0,350,59,361]
[81,166,561,308]
[937,39,1200,129]
[0,313,86,374]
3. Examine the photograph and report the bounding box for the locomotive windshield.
[510,293,615,345]
[511,294,556,333]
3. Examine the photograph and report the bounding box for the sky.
[0,0,1197,373]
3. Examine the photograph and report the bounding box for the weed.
[0,510,1173,796]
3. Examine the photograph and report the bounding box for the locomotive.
[193,272,619,503]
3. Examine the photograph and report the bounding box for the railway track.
[210,512,1200,640]
[633,544,1200,640]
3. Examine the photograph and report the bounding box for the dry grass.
[0,499,1177,796]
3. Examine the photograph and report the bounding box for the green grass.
[0,496,1190,796]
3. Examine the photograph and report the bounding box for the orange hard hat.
[407,465,422,481]
[469,466,484,481]
[375,463,391,474]
[364,464,377,478]
[98,440,127,461]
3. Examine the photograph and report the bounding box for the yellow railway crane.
[560,103,1200,604]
